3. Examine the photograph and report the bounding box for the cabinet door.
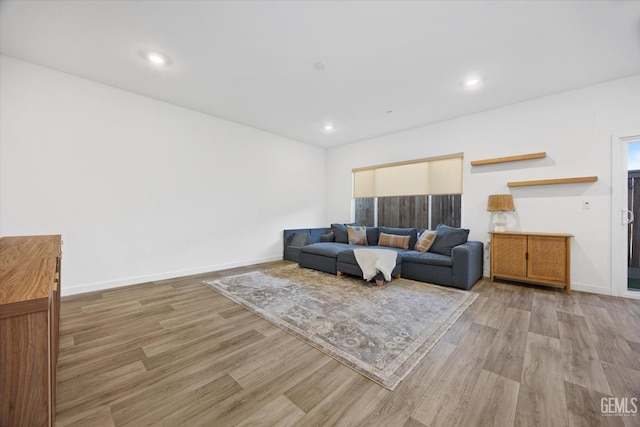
[492,234,528,278]
[527,236,566,283]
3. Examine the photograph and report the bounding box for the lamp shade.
[487,194,515,212]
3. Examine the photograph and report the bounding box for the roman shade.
[353,154,463,198]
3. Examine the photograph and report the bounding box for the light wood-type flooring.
[56,261,640,426]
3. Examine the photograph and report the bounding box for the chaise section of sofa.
[285,223,484,290]
[298,242,360,274]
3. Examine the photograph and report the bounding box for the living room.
[2,1,640,426]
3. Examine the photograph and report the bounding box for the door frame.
[611,131,640,299]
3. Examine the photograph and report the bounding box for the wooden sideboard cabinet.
[1,235,62,427]
[490,231,572,294]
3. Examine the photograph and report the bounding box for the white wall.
[0,55,326,295]
[326,74,640,295]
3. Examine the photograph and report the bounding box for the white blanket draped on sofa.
[353,248,398,281]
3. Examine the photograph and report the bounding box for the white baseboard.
[570,282,613,296]
[482,276,614,297]
[61,255,283,296]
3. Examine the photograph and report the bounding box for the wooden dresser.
[490,231,572,294]
[1,235,62,427]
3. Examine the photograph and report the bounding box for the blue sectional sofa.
[284,223,483,290]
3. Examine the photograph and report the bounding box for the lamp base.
[492,211,507,232]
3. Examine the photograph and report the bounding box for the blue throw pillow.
[429,224,470,257]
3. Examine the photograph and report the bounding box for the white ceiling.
[2,1,640,148]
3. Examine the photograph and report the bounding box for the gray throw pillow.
[289,232,311,248]
[429,224,470,257]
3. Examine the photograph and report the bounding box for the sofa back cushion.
[366,227,379,246]
[319,232,335,242]
[379,227,418,249]
[378,232,411,249]
[331,223,356,244]
[429,224,470,256]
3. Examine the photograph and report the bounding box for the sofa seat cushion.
[300,242,358,258]
[402,251,453,267]
[336,246,405,265]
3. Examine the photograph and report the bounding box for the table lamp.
[487,194,515,232]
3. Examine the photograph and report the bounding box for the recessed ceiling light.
[141,50,170,66]
[464,77,481,87]
[323,123,335,132]
[148,53,166,65]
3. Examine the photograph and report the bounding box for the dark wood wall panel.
[378,197,400,227]
[356,195,459,229]
[378,196,429,228]
[431,194,462,228]
[398,197,411,228]
[354,198,375,226]
[411,196,430,229]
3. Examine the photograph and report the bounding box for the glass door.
[627,142,640,292]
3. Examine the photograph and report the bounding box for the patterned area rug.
[204,265,477,390]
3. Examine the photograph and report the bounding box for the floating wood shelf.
[470,152,546,166]
[508,176,598,187]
